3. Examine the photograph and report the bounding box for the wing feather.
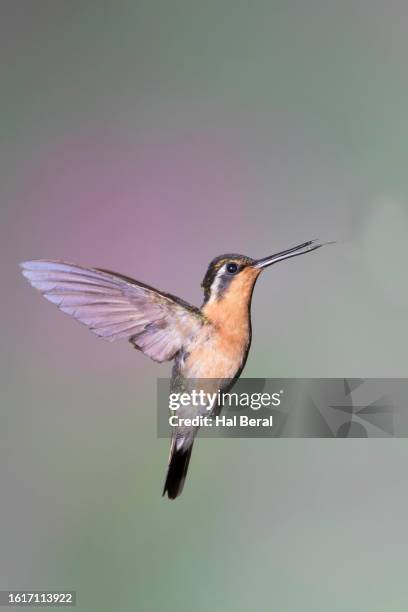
[20,260,203,362]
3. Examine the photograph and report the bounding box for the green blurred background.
[2,1,408,610]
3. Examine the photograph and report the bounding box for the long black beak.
[253,239,333,269]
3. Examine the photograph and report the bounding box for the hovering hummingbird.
[20,239,328,499]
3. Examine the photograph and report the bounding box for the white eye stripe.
[206,267,225,303]
[207,263,239,303]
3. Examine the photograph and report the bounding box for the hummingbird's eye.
[226,262,238,274]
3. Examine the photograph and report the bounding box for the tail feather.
[163,440,193,499]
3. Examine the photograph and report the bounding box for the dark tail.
[162,439,194,500]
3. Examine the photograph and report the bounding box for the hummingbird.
[20,239,328,499]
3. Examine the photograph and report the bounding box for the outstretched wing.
[20,260,204,363]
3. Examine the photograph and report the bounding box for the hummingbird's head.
[201,254,256,304]
[201,240,329,305]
